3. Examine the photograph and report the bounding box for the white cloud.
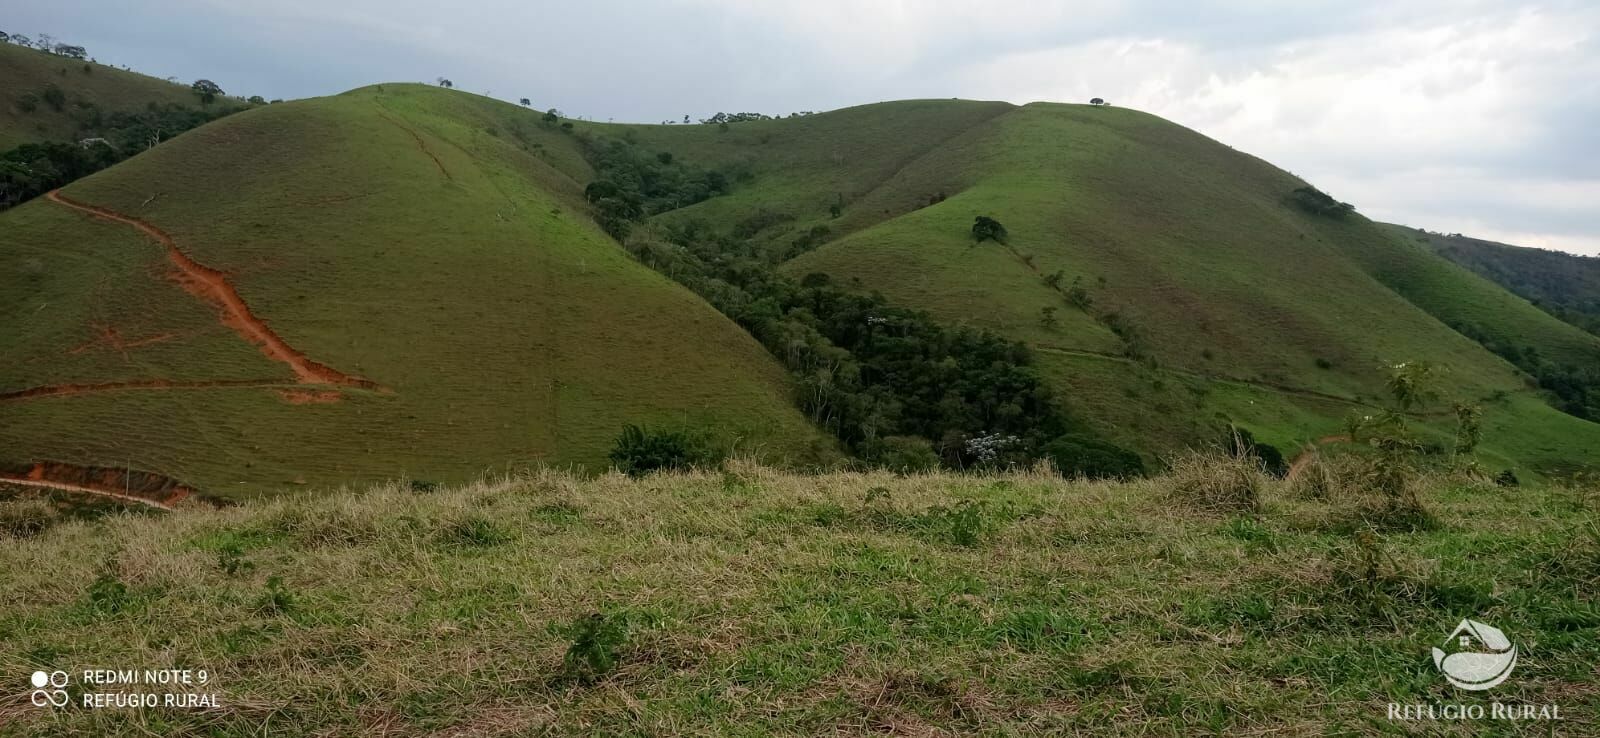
[936,3,1600,254]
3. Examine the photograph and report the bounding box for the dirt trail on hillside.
[1285,434,1351,481]
[378,113,452,180]
[44,190,382,391]
[0,462,194,510]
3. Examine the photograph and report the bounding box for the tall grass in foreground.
[0,458,1595,735]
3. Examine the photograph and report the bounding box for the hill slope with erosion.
[0,84,832,496]
[590,100,1600,475]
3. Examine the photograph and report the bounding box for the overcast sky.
[10,0,1598,255]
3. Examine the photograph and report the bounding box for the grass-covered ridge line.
[1,84,834,494]
[0,463,1594,734]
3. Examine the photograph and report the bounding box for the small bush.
[609,424,720,477]
[217,542,254,577]
[86,572,130,614]
[1045,434,1145,479]
[926,500,992,547]
[1287,186,1354,218]
[41,84,66,112]
[254,576,296,615]
[563,612,629,683]
[1167,449,1266,515]
[971,215,1008,243]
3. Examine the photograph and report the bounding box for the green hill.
[598,100,1600,473]
[1389,224,1600,337]
[0,84,834,495]
[5,84,1600,496]
[0,41,199,150]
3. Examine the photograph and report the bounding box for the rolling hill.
[4,78,1600,498]
[599,100,1600,473]
[1389,224,1600,338]
[0,41,200,150]
[0,84,835,496]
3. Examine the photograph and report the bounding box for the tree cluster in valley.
[579,134,1144,476]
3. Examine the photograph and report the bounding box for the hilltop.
[4,79,1600,497]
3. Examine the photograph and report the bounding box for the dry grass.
[0,458,1595,735]
[1165,448,1268,515]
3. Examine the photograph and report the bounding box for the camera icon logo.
[30,670,69,707]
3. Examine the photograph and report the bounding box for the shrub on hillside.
[609,424,720,477]
[563,612,629,684]
[972,215,1008,243]
[1288,186,1355,218]
[1045,434,1145,479]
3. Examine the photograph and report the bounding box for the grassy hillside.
[0,84,833,495]
[6,83,1599,490]
[1391,225,1600,338]
[1,464,1594,734]
[0,42,199,150]
[579,100,1600,474]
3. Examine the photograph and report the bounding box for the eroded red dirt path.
[378,113,451,180]
[42,190,382,391]
[0,462,200,511]
[1286,434,1351,481]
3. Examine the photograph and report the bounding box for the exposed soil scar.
[44,190,383,391]
[0,462,204,510]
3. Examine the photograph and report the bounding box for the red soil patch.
[44,190,383,391]
[277,389,342,404]
[378,113,452,180]
[0,461,206,510]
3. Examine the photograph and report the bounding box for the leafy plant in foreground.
[609,424,719,477]
[563,612,629,683]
